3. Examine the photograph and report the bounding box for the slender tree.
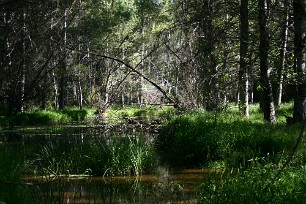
[258,0,276,123]
[239,0,250,118]
[277,0,290,106]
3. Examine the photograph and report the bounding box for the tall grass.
[83,134,159,176]
[105,105,177,123]
[200,163,306,203]
[0,107,95,127]
[155,103,300,167]
[33,133,159,177]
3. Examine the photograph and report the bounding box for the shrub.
[155,104,299,167]
[200,164,306,204]
[62,107,89,121]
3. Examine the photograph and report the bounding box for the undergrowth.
[0,107,95,127]
[105,105,177,123]
[31,133,158,177]
[155,103,300,167]
[200,163,306,204]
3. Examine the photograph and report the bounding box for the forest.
[0,0,304,122]
[0,0,306,203]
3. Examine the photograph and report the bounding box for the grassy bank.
[1,102,306,203]
[0,105,176,127]
[200,163,306,203]
[155,103,300,167]
[0,107,95,127]
[154,102,306,203]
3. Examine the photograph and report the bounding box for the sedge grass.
[0,107,95,127]
[32,132,159,177]
[105,105,177,123]
[155,103,300,167]
[200,163,306,204]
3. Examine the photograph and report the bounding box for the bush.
[62,108,89,121]
[200,164,306,204]
[155,104,299,167]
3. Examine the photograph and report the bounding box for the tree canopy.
[0,0,305,122]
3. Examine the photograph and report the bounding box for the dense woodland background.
[0,0,305,123]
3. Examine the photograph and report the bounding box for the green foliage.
[105,105,177,123]
[0,107,95,127]
[200,164,306,204]
[33,133,158,177]
[0,144,27,203]
[62,107,89,121]
[155,103,299,167]
[15,110,70,126]
[83,134,158,176]
[156,110,220,166]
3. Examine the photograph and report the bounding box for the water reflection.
[0,125,209,203]
[25,168,207,204]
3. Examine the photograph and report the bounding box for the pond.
[0,124,213,203]
[20,168,210,204]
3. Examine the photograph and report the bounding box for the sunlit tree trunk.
[258,0,276,123]
[52,71,59,109]
[293,0,306,122]
[277,0,289,106]
[77,77,83,110]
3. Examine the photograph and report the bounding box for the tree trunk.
[78,77,83,110]
[197,0,219,110]
[138,12,145,106]
[52,71,59,109]
[18,7,26,113]
[293,0,306,122]
[239,0,250,118]
[58,8,68,110]
[258,0,276,123]
[277,0,289,106]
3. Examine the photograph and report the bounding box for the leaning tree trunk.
[258,0,276,123]
[239,0,250,118]
[293,0,306,122]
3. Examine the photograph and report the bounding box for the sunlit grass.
[200,163,306,204]
[104,105,177,124]
[0,107,96,127]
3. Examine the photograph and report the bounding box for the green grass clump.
[1,107,95,127]
[11,110,70,126]
[200,163,306,204]
[83,135,158,176]
[62,107,92,121]
[105,105,177,123]
[32,133,159,177]
[155,103,299,167]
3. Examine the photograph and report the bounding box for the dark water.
[22,168,209,204]
[0,125,211,203]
